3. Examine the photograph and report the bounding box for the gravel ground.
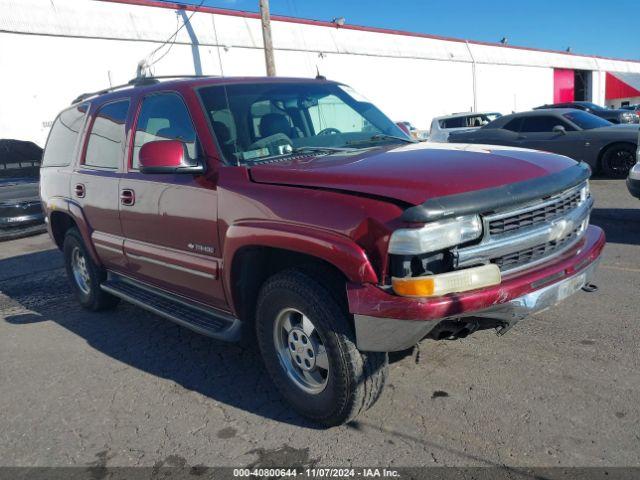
[0,178,638,469]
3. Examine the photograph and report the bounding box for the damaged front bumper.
[349,225,605,352]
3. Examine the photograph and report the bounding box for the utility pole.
[259,0,276,76]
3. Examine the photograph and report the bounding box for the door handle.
[120,189,135,206]
[74,183,85,198]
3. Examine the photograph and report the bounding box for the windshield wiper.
[346,134,417,147]
[291,146,356,153]
[244,145,354,165]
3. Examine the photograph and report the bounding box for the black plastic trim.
[101,272,241,342]
[402,162,591,223]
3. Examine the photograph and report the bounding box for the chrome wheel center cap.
[287,327,316,371]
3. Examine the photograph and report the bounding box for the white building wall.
[2,0,640,146]
[475,64,554,114]
[591,70,607,106]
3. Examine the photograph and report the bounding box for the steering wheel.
[317,127,342,136]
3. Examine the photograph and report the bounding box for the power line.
[140,0,206,73]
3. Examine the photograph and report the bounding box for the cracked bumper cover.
[348,225,605,352]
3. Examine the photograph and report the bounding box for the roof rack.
[70,74,219,105]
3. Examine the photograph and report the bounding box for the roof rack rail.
[71,74,219,105]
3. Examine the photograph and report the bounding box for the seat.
[259,113,294,139]
[212,121,236,159]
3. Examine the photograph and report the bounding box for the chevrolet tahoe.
[40,76,605,426]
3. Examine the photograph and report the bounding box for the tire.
[601,143,637,178]
[63,228,119,311]
[255,268,388,426]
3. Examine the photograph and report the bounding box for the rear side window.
[84,100,130,169]
[520,116,565,133]
[42,105,88,167]
[132,93,197,169]
[503,117,523,132]
[440,117,466,129]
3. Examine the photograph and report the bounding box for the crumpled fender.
[222,220,378,304]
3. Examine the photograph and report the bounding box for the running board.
[101,273,241,342]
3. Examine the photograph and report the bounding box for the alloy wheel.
[71,246,91,295]
[273,308,330,394]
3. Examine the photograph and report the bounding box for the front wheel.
[256,268,388,426]
[601,143,636,178]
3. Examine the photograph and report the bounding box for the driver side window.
[520,116,574,133]
[307,94,372,134]
[132,93,197,169]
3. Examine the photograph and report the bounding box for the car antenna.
[315,66,326,80]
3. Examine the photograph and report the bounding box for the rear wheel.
[256,268,388,426]
[63,228,119,311]
[601,143,636,178]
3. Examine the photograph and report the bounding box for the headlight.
[620,112,638,123]
[388,215,482,255]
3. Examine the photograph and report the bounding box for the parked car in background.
[396,121,428,140]
[41,76,604,426]
[627,163,640,198]
[535,101,639,124]
[627,130,640,199]
[448,109,639,177]
[429,112,502,142]
[0,140,45,241]
[621,104,640,113]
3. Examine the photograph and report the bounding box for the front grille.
[488,188,581,236]
[455,181,592,275]
[492,227,580,271]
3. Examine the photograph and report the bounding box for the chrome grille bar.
[456,182,591,275]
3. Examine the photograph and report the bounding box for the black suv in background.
[535,101,639,124]
[0,140,45,241]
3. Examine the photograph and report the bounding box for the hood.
[249,143,578,206]
[591,124,639,133]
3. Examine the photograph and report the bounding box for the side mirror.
[139,140,205,174]
[552,125,567,135]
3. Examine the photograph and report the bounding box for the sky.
[156,0,640,60]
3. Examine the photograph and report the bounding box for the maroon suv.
[40,76,605,426]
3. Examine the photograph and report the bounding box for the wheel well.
[597,141,637,171]
[49,211,78,250]
[230,247,348,325]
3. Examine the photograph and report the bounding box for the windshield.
[198,82,409,164]
[563,111,612,130]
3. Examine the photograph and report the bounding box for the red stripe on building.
[605,72,640,100]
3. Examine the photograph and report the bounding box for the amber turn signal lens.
[391,276,435,297]
[392,264,501,298]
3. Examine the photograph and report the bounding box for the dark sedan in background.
[448,109,638,177]
[0,140,45,241]
[534,101,639,124]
